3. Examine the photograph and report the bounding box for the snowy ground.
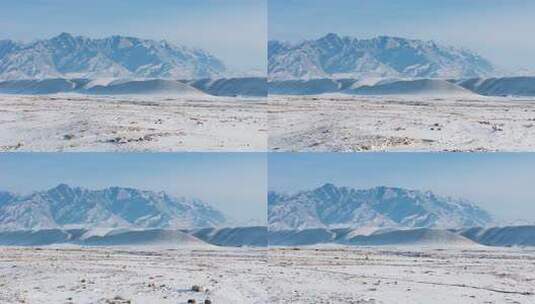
[0,94,267,151]
[267,246,535,304]
[269,95,535,151]
[0,246,268,304]
[2,246,534,304]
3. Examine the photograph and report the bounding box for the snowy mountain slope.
[0,184,226,231]
[268,78,343,95]
[0,78,88,94]
[455,76,535,96]
[185,77,267,97]
[0,33,226,80]
[0,226,267,247]
[342,228,476,246]
[0,228,208,247]
[190,226,267,247]
[0,77,264,96]
[268,227,477,247]
[82,79,206,95]
[268,184,493,231]
[0,229,76,246]
[268,77,535,97]
[269,33,496,80]
[269,228,337,246]
[347,79,475,96]
[80,229,206,247]
[456,225,535,247]
[0,191,15,208]
[268,78,475,96]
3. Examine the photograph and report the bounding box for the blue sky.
[269,153,535,222]
[269,0,535,70]
[0,0,266,72]
[0,153,267,224]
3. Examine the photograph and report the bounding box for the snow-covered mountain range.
[0,184,226,231]
[269,33,496,80]
[268,184,493,231]
[0,33,226,80]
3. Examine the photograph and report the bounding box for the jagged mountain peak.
[51,32,75,42]
[317,33,345,45]
[50,183,73,191]
[315,182,338,192]
[45,183,81,199]
[323,33,340,40]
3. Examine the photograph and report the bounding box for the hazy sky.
[269,0,535,70]
[0,153,267,224]
[269,153,535,223]
[0,0,266,72]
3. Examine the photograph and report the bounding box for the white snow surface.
[269,94,535,152]
[267,246,535,303]
[2,245,534,303]
[0,94,267,152]
[0,247,268,304]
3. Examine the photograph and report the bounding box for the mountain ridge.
[0,33,227,80]
[269,33,496,80]
[0,184,226,231]
[269,183,493,231]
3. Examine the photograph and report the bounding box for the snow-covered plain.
[0,246,268,304]
[269,95,535,152]
[0,94,267,151]
[2,245,535,303]
[267,246,535,304]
